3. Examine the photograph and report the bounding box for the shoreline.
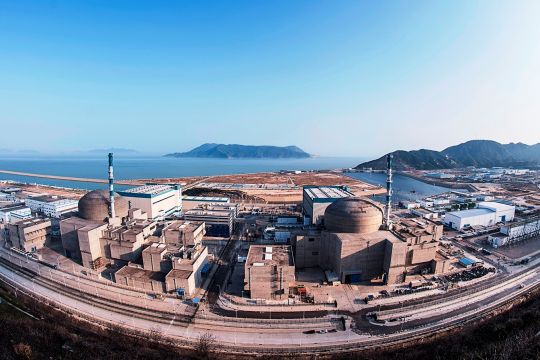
[397,172,478,192]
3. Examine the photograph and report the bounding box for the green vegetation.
[165,143,311,159]
[357,140,540,170]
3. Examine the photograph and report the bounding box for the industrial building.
[117,184,181,220]
[182,196,230,212]
[488,216,540,248]
[0,204,32,223]
[5,218,52,252]
[183,203,238,237]
[115,219,209,296]
[302,185,354,225]
[163,220,205,246]
[60,189,149,268]
[25,195,78,218]
[444,202,515,230]
[293,197,446,285]
[244,245,295,300]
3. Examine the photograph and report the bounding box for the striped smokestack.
[385,153,393,229]
[108,152,115,218]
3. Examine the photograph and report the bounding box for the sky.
[1,0,540,157]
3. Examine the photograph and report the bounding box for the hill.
[165,143,311,159]
[357,140,540,170]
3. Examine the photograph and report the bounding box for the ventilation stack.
[385,153,393,229]
[108,152,115,218]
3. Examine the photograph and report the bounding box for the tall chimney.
[108,152,115,218]
[385,153,393,229]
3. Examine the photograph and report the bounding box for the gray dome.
[325,197,383,234]
[78,190,129,222]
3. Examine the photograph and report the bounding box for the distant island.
[88,148,139,154]
[165,143,311,159]
[357,140,540,170]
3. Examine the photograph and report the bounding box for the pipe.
[108,153,115,218]
[385,153,393,229]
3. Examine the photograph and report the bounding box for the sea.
[0,156,460,200]
[0,156,365,191]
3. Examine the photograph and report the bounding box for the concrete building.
[444,202,515,230]
[0,204,32,223]
[6,218,52,252]
[25,195,78,218]
[60,190,154,269]
[163,220,205,246]
[118,184,181,220]
[302,186,353,225]
[293,197,445,285]
[488,216,540,248]
[182,196,230,212]
[184,203,237,237]
[244,245,295,300]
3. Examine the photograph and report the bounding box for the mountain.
[165,143,311,159]
[357,140,540,170]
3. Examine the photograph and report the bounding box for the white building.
[182,196,230,212]
[0,204,32,223]
[118,184,181,220]
[444,202,515,230]
[488,217,540,248]
[25,195,78,218]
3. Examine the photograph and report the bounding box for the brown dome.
[78,190,129,222]
[324,197,383,234]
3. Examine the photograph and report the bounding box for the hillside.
[357,140,540,170]
[165,143,311,159]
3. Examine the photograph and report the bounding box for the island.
[164,143,311,159]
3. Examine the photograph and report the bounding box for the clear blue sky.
[1,1,540,157]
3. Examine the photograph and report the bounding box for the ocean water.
[347,172,461,203]
[0,156,367,191]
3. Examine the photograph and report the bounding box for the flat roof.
[166,269,193,279]
[26,195,69,203]
[303,186,353,201]
[0,204,29,212]
[447,208,494,218]
[479,201,515,212]
[166,220,204,232]
[246,245,294,267]
[143,243,168,253]
[183,196,230,202]
[119,184,177,197]
[115,265,165,282]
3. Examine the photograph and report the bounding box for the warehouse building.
[244,245,295,300]
[25,195,78,218]
[118,184,181,220]
[302,186,354,225]
[444,202,515,230]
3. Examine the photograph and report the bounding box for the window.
[308,237,315,242]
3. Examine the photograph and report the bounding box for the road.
[1,244,540,354]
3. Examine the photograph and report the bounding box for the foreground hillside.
[357,140,540,170]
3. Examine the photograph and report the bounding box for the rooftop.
[166,220,205,233]
[183,196,230,202]
[165,269,193,279]
[115,265,165,282]
[143,243,168,254]
[27,195,72,203]
[0,204,29,212]
[478,201,515,212]
[119,184,177,197]
[448,208,494,218]
[246,245,294,267]
[303,186,353,201]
